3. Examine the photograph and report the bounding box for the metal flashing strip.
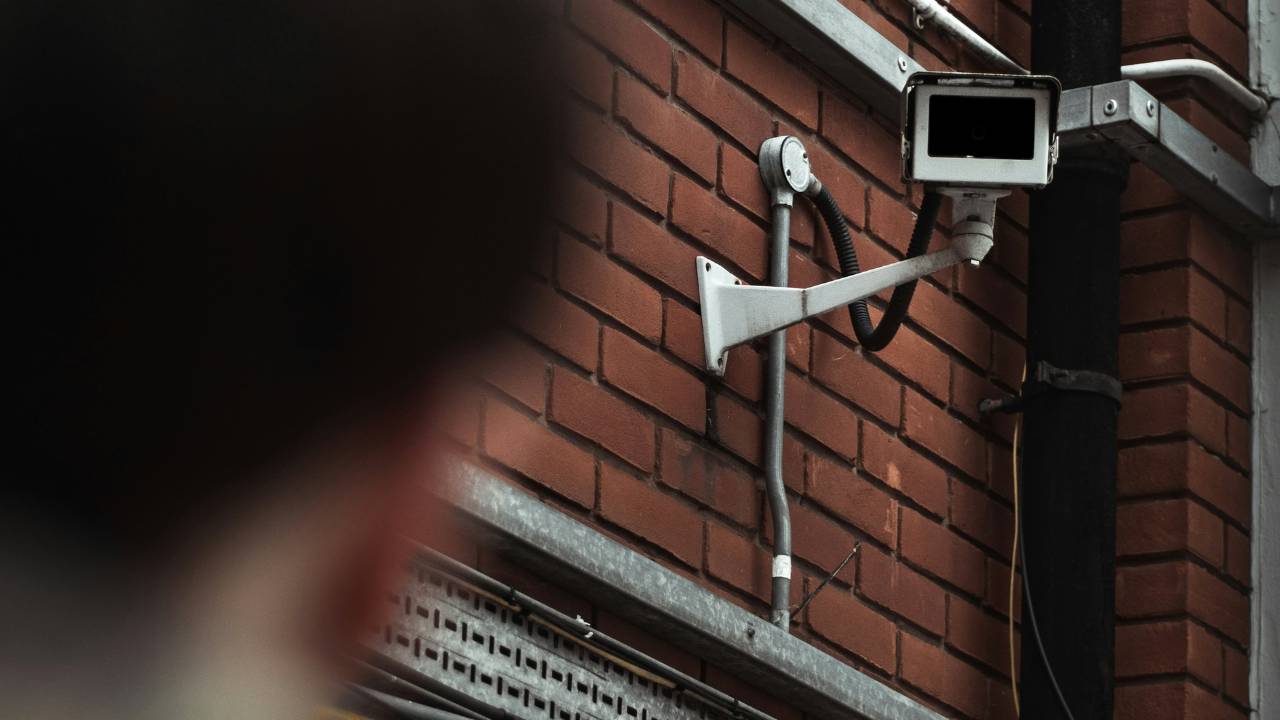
[440,460,944,720]
[721,0,1279,237]
[722,0,922,119]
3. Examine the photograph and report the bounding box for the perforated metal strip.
[370,566,715,720]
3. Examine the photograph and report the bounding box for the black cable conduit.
[812,186,943,351]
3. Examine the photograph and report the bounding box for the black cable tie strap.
[978,360,1123,416]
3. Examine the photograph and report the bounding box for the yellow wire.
[1009,363,1027,717]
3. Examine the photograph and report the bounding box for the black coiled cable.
[811,186,943,351]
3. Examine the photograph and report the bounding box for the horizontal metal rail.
[439,460,945,720]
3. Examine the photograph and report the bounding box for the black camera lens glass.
[927,94,1035,160]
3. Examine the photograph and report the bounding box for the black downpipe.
[814,187,942,350]
[1022,1,1128,718]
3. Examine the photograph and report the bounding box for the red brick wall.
[429,1,1255,718]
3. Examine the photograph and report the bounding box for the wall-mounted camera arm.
[697,225,992,375]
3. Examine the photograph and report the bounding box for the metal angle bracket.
[697,225,993,376]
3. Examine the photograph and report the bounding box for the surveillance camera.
[901,72,1061,189]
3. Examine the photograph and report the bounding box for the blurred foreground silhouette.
[2,2,561,717]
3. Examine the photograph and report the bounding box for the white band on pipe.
[772,555,792,579]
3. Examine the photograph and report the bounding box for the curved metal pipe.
[1121,59,1270,117]
[902,0,1026,74]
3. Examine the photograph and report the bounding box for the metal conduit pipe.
[902,0,1026,74]
[764,201,794,629]
[1121,59,1270,117]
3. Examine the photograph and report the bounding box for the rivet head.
[1103,99,1118,116]
[1146,100,1156,116]
[897,56,908,72]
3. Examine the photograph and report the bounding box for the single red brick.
[632,0,723,64]
[788,322,811,373]
[571,0,673,92]
[1224,525,1249,586]
[985,558,1021,621]
[875,324,951,403]
[484,400,596,508]
[1224,646,1249,705]
[1225,297,1250,357]
[899,633,987,719]
[1122,162,1183,215]
[706,521,770,600]
[599,463,703,567]
[806,585,897,673]
[949,0,997,38]
[950,480,1013,560]
[568,109,670,216]
[559,236,663,343]
[1120,383,1228,455]
[602,327,706,430]
[861,422,949,517]
[994,2,1029,66]
[783,432,805,493]
[1120,266,1227,339]
[811,330,903,426]
[1119,441,1251,528]
[723,22,818,128]
[563,34,614,110]
[867,186,920,256]
[1226,411,1250,472]
[481,334,547,412]
[806,141,868,229]
[713,393,761,464]
[991,331,1025,392]
[616,72,717,183]
[1187,562,1250,645]
[947,594,1012,674]
[910,281,991,368]
[1117,561,1249,645]
[956,262,1025,337]
[1120,326,1192,382]
[556,171,608,245]
[659,427,759,527]
[806,452,898,546]
[672,175,768,281]
[821,95,906,192]
[1117,498,1224,565]
[610,202,700,302]
[992,219,1028,286]
[514,281,599,371]
[551,367,656,471]
[675,51,773,151]
[859,544,945,635]
[903,389,987,482]
[900,507,985,596]
[784,372,860,460]
[1116,620,1221,686]
[662,299,762,401]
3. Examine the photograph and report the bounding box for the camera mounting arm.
[697,186,1001,375]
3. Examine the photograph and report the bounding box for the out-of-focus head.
[2,2,561,717]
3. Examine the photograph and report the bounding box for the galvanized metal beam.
[721,0,1278,237]
[1058,81,1278,237]
[721,0,922,119]
[439,460,945,720]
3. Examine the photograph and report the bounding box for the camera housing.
[901,72,1061,189]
